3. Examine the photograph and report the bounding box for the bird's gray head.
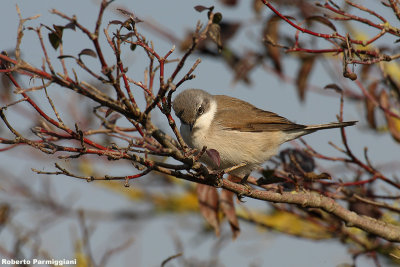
[172,89,213,129]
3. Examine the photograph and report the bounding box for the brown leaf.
[57,55,75,59]
[258,170,286,185]
[53,24,64,36]
[386,74,400,97]
[220,185,240,239]
[108,113,121,125]
[231,52,254,85]
[0,204,10,225]
[349,189,382,219]
[380,90,400,142]
[64,22,76,31]
[196,184,220,236]
[252,0,265,18]
[305,16,336,32]
[179,32,194,51]
[48,32,61,50]
[280,148,315,175]
[304,172,331,180]
[324,83,343,94]
[365,81,378,129]
[263,15,282,74]
[109,20,124,25]
[220,22,241,43]
[208,23,222,52]
[220,0,238,7]
[206,149,221,167]
[349,200,382,219]
[194,5,212,12]
[296,56,316,101]
[360,64,371,81]
[79,49,97,59]
[0,51,15,101]
[213,12,223,24]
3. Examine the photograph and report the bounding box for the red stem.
[6,73,111,152]
[262,0,342,39]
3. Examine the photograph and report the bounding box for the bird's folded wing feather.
[213,95,306,132]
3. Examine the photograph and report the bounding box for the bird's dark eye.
[197,106,204,115]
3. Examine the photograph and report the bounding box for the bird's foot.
[207,169,225,187]
[240,174,249,184]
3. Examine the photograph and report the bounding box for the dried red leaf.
[252,0,265,18]
[196,184,220,236]
[64,22,76,31]
[220,0,238,7]
[48,32,61,50]
[220,185,240,239]
[296,56,316,101]
[194,5,211,12]
[206,149,221,167]
[109,20,124,25]
[380,90,400,142]
[360,64,371,81]
[220,22,241,43]
[386,74,400,97]
[208,23,222,52]
[349,200,382,219]
[53,24,64,36]
[79,48,97,59]
[280,148,315,174]
[324,83,343,94]
[365,81,378,129]
[108,113,121,125]
[263,15,282,74]
[0,204,10,225]
[57,55,75,59]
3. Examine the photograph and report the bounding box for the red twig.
[262,0,400,48]
[262,0,339,39]
[6,73,112,152]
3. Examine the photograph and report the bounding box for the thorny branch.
[1,2,400,264]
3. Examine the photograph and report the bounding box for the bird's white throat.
[180,100,217,148]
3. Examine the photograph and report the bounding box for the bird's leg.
[222,162,250,184]
[235,174,252,202]
[240,174,250,184]
[222,162,247,174]
[201,163,250,188]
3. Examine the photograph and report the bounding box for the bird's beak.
[189,123,194,131]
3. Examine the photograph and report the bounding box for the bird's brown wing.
[213,95,306,132]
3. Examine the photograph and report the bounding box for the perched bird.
[173,89,356,180]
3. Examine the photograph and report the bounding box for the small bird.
[173,89,356,180]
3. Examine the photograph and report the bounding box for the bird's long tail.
[304,121,357,131]
[283,120,357,143]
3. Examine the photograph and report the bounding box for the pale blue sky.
[0,1,398,266]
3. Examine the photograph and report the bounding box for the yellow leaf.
[237,209,332,240]
[74,240,91,267]
[78,160,95,177]
[153,191,199,212]
[97,180,145,200]
[383,61,400,85]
